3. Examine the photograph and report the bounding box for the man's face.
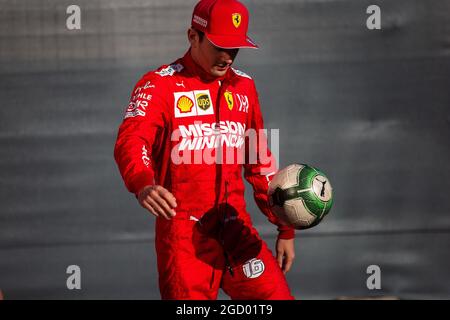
[190,29,239,78]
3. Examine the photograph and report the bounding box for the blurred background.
[0,0,449,299]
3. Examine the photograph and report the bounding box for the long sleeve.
[114,74,168,195]
[243,81,295,239]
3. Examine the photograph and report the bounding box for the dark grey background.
[0,0,449,299]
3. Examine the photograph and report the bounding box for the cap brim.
[206,33,258,49]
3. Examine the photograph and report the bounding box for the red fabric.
[114,51,295,299]
[156,210,294,300]
[191,0,258,49]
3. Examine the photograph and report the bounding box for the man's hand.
[276,238,295,274]
[138,185,177,220]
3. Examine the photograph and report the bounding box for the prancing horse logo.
[232,13,241,28]
[224,91,234,110]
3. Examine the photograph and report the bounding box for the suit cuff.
[277,225,295,239]
[129,171,154,196]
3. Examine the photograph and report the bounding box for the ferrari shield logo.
[224,91,234,110]
[232,13,241,28]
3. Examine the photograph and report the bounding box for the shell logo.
[177,95,194,113]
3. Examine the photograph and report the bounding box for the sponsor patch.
[196,93,210,111]
[177,95,194,113]
[195,90,214,116]
[193,14,208,28]
[124,100,147,118]
[143,81,156,89]
[174,91,196,118]
[174,90,214,118]
[176,121,246,151]
[156,63,184,77]
[236,94,249,113]
[125,80,155,118]
[141,145,150,167]
[131,92,152,102]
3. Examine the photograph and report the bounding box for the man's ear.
[187,28,198,48]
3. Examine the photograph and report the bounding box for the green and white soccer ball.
[268,164,334,229]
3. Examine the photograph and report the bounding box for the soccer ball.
[268,164,334,229]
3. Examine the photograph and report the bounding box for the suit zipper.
[215,79,223,206]
[224,180,233,276]
[216,80,233,277]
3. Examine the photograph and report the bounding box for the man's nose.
[223,58,233,65]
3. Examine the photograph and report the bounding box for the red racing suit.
[114,51,295,299]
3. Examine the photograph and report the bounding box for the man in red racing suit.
[114,0,295,300]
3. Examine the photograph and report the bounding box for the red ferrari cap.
[191,0,258,49]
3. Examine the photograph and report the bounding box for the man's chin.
[210,66,229,77]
